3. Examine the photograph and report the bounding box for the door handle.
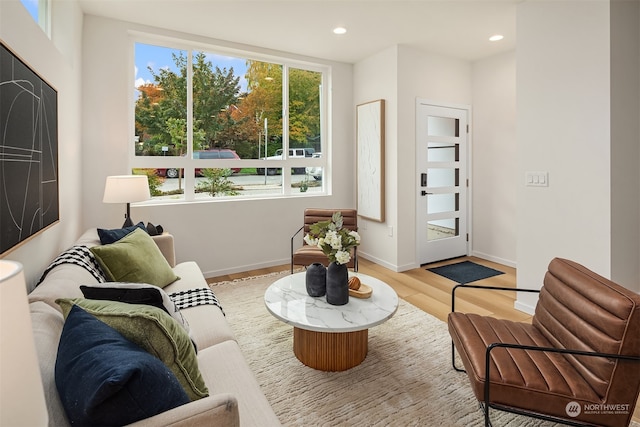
[421,190,433,196]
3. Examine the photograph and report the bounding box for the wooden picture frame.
[356,99,385,222]
[0,42,59,254]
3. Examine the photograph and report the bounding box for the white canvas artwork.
[356,100,385,222]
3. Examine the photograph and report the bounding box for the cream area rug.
[210,271,640,427]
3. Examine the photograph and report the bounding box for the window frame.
[129,33,330,203]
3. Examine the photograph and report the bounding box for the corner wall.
[353,46,399,270]
[470,51,517,267]
[516,1,613,311]
[353,45,472,271]
[610,0,640,293]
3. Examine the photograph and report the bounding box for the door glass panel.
[427,218,459,241]
[427,142,459,162]
[427,193,459,214]
[427,168,458,188]
[427,116,459,137]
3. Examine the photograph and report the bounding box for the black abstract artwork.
[1,42,58,254]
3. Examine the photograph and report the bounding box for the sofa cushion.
[56,298,209,401]
[90,228,179,288]
[55,305,189,426]
[80,282,189,333]
[165,262,237,349]
[197,340,282,426]
[97,222,147,244]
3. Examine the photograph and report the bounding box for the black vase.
[326,261,349,305]
[305,263,326,297]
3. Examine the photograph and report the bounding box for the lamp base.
[122,215,134,228]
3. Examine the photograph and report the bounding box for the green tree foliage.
[233,61,284,158]
[135,51,241,156]
[289,68,321,147]
[134,48,322,162]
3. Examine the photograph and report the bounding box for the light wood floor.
[207,256,640,422]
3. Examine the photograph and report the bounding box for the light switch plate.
[525,171,548,187]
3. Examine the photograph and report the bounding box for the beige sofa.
[28,228,281,427]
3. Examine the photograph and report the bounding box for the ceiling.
[78,0,520,63]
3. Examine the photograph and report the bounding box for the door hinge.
[466,233,469,242]
[466,179,469,187]
[466,124,469,133]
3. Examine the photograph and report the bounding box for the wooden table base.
[293,327,368,371]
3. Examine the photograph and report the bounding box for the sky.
[20,0,38,22]
[134,43,248,95]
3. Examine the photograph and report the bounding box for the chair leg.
[451,341,466,372]
[479,402,492,427]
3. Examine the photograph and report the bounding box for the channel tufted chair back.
[533,258,640,410]
[290,208,358,273]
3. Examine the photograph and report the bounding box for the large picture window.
[132,40,327,201]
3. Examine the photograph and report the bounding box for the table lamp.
[0,260,49,426]
[103,175,151,227]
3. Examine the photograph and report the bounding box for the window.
[20,0,50,36]
[133,40,328,201]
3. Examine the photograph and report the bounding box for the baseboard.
[201,258,290,279]
[471,251,516,269]
[514,300,536,315]
[357,252,418,272]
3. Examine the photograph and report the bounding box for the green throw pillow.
[56,298,208,401]
[90,227,178,288]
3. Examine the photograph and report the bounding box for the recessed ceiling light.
[333,27,347,35]
[489,34,504,42]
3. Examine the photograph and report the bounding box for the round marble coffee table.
[264,271,399,371]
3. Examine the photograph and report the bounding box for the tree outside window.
[133,42,326,200]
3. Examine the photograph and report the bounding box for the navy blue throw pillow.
[55,305,189,426]
[97,222,147,244]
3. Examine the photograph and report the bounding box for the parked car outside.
[305,152,322,180]
[256,148,315,175]
[156,149,242,178]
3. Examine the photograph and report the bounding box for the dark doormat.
[427,261,504,284]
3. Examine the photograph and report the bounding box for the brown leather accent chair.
[291,208,358,273]
[448,258,640,427]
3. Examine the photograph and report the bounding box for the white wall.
[0,0,84,290]
[610,0,640,293]
[471,51,517,267]
[353,46,399,270]
[516,1,613,312]
[353,45,472,271]
[80,15,355,278]
[397,46,472,270]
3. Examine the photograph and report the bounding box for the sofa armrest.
[152,233,176,268]
[127,393,239,427]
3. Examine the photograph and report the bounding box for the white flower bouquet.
[304,211,361,265]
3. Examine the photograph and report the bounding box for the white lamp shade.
[0,261,48,426]
[103,175,151,203]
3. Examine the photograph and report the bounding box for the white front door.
[416,102,469,264]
